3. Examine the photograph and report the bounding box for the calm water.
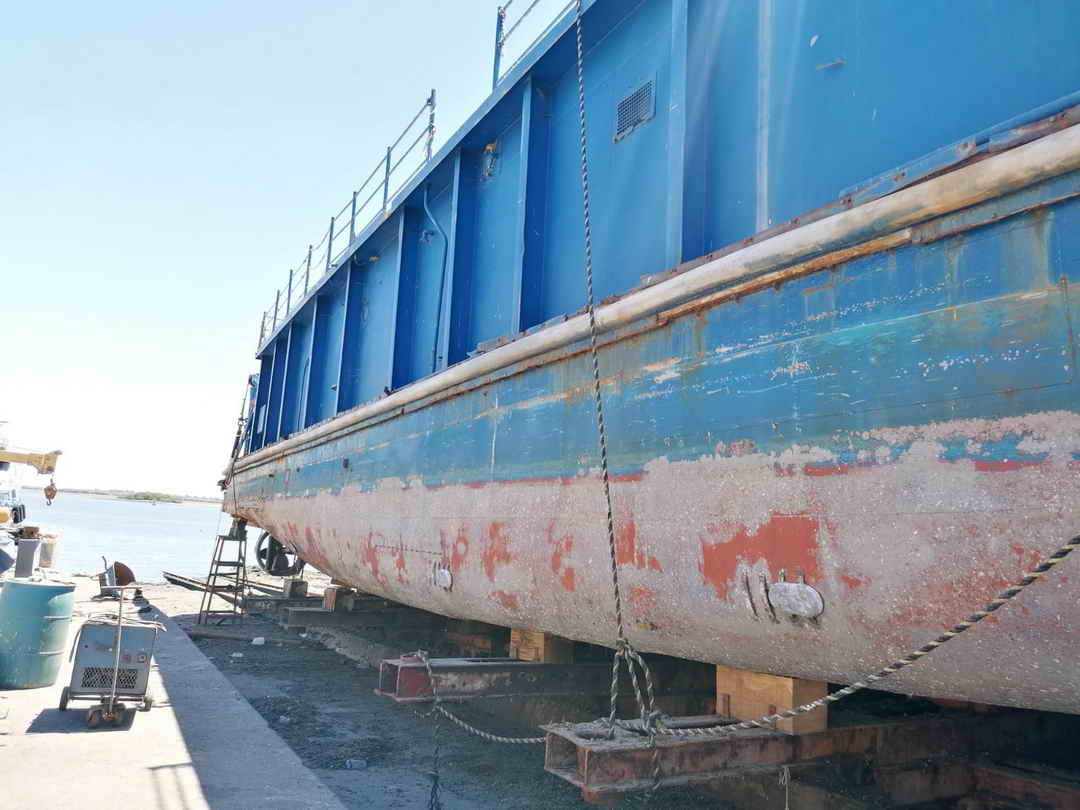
[20,489,230,581]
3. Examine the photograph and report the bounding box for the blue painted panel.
[465,114,523,352]
[687,0,760,251]
[305,277,347,427]
[436,153,464,370]
[264,335,289,444]
[519,81,550,333]
[395,186,453,386]
[539,0,673,322]
[447,152,477,365]
[762,0,1080,227]
[241,183,1080,502]
[251,0,1080,452]
[1049,194,1080,284]
[337,217,402,409]
[279,308,313,440]
[250,353,274,451]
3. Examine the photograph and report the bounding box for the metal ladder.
[197,519,248,625]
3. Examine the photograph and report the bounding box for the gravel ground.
[147,581,722,809]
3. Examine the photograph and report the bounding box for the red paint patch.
[362,531,388,587]
[973,458,1043,472]
[560,568,576,591]
[448,528,469,573]
[615,521,662,572]
[548,523,577,592]
[890,578,1003,628]
[627,585,658,612]
[492,590,519,611]
[803,463,851,477]
[395,546,409,585]
[480,522,512,580]
[840,572,867,591]
[1009,544,1042,572]
[699,514,821,600]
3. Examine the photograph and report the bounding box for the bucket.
[38,534,60,569]
[0,579,76,688]
[13,539,41,578]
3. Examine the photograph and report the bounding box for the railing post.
[426,89,437,161]
[383,146,392,212]
[259,311,267,346]
[273,290,280,330]
[492,6,507,90]
[285,269,293,314]
[326,216,335,273]
[305,244,313,293]
[350,190,358,242]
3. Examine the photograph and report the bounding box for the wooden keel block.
[322,585,355,612]
[510,629,573,664]
[282,578,308,598]
[715,665,827,735]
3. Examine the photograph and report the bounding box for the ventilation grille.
[615,80,655,142]
[81,666,139,690]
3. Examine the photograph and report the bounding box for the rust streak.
[658,230,913,323]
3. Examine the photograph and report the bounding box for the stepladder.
[197,518,248,625]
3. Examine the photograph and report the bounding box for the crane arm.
[0,449,61,475]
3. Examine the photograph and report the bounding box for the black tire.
[59,686,69,711]
[141,695,154,712]
[255,531,306,577]
[110,706,126,727]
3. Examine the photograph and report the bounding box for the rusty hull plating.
[228,0,1080,715]
[230,153,1080,714]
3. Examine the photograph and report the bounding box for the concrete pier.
[0,578,344,810]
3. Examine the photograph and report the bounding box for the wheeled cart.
[59,587,164,728]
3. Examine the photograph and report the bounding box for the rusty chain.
[566,3,1080,799]
[570,0,664,794]
[650,533,1080,739]
[414,650,546,745]
[410,1,1080,802]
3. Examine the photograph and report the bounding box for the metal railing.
[258,90,437,347]
[492,0,575,89]
[257,1,576,350]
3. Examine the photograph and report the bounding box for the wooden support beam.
[322,585,354,612]
[510,629,573,664]
[282,578,308,598]
[715,665,827,735]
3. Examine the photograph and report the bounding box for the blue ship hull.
[228,0,1080,713]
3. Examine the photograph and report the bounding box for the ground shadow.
[25,705,137,734]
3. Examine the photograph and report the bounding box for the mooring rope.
[407,4,1079,804]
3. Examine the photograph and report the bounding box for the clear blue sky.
[3,0,569,497]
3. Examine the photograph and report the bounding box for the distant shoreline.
[22,485,222,505]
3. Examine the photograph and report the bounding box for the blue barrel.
[0,580,76,688]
